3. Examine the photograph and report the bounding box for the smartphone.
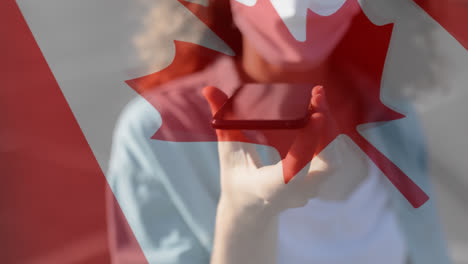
[211,83,314,130]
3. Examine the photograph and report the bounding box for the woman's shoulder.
[113,95,159,144]
[109,69,222,202]
[109,68,219,176]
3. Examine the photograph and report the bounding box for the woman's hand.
[204,85,371,264]
[203,85,332,217]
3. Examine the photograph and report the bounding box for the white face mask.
[230,0,361,68]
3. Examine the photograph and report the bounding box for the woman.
[107,0,452,263]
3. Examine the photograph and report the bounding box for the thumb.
[202,85,255,165]
[202,85,247,143]
[202,86,228,115]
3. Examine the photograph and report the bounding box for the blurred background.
[2,0,467,263]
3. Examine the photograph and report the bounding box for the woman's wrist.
[212,196,280,264]
[217,194,280,224]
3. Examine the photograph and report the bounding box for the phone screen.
[212,83,314,129]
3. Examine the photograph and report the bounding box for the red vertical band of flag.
[0,1,145,263]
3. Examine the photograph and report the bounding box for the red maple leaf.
[126,0,429,208]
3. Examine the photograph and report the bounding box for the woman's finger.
[202,86,248,142]
[202,86,260,167]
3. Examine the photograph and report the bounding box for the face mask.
[230,0,361,69]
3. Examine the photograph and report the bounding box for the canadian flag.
[1,0,467,263]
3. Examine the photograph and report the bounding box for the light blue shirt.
[106,58,452,264]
